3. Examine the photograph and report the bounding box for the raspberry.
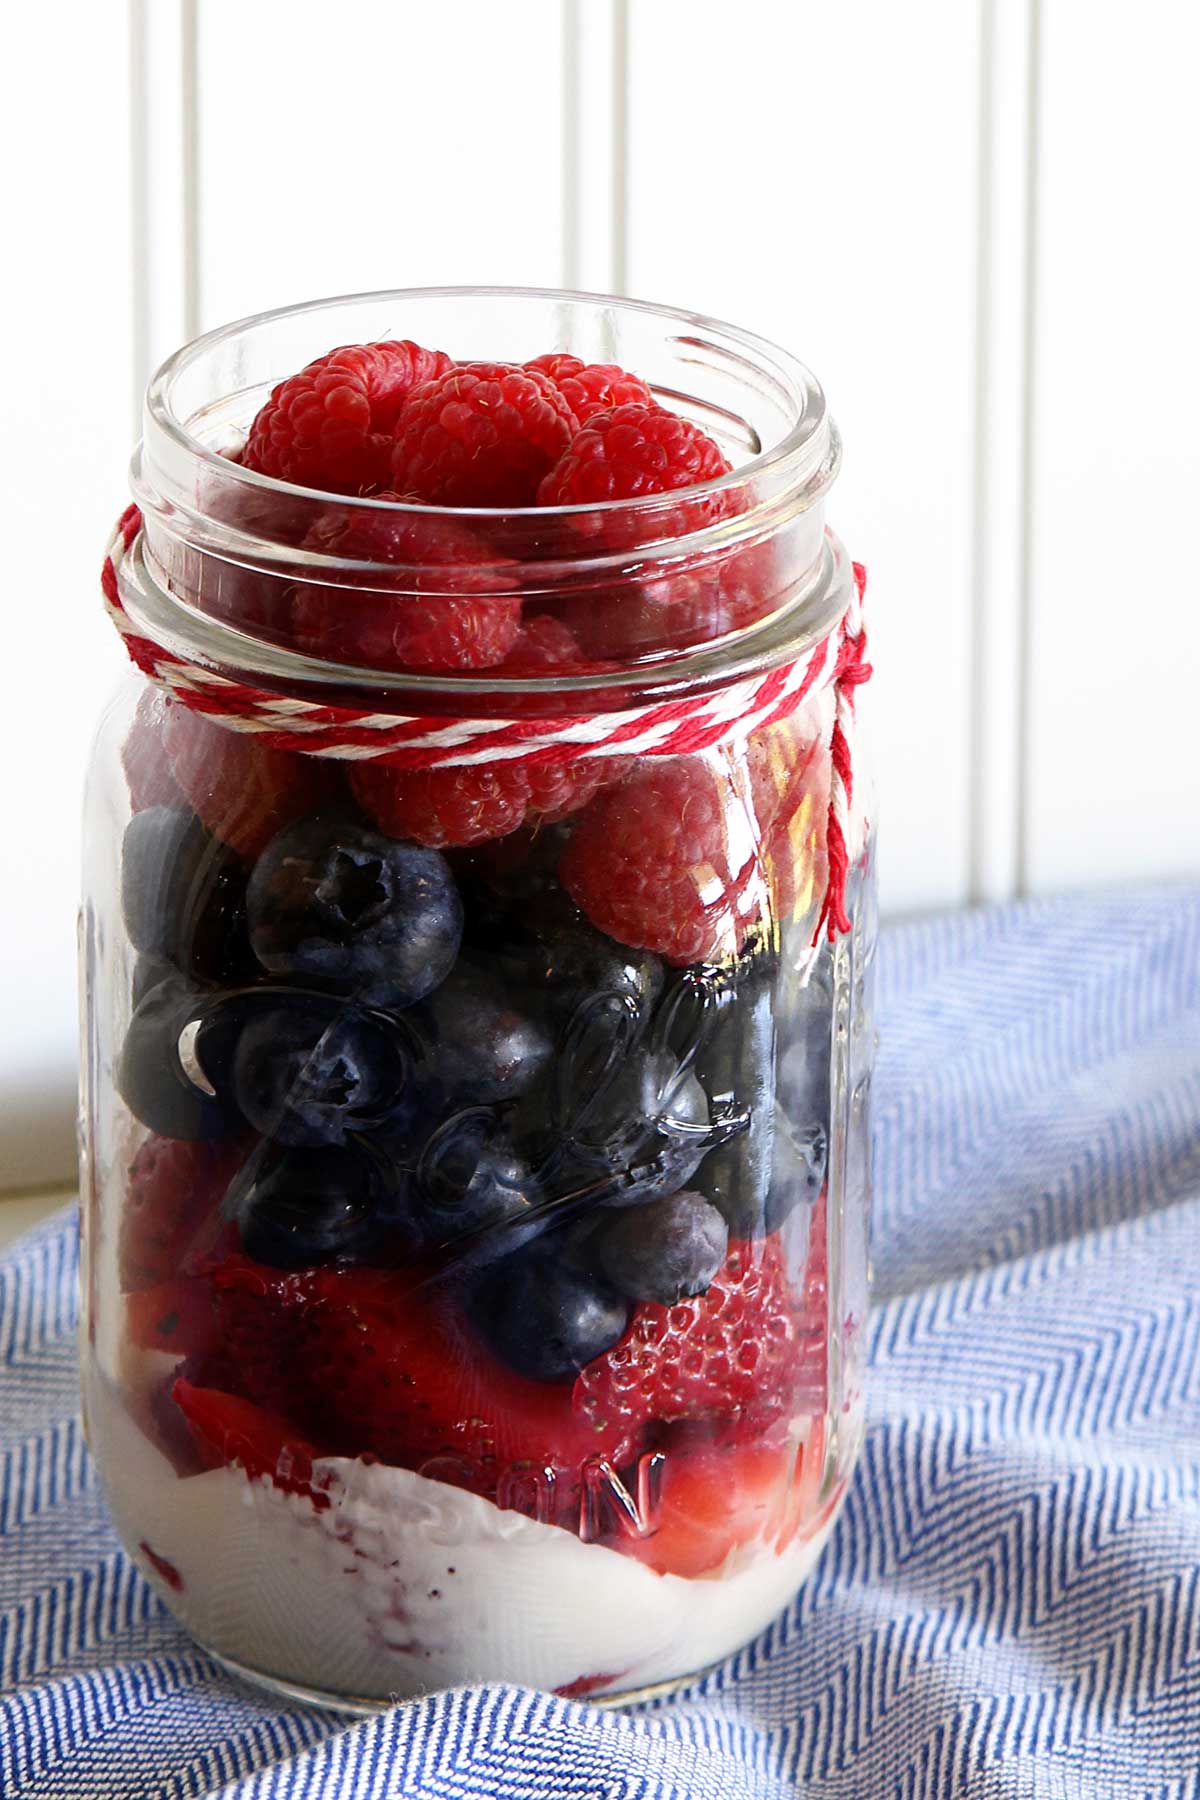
[244,340,453,494]
[537,404,732,543]
[560,544,774,663]
[499,614,581,671]
[122,688,187,812]
[391,362,579,507]
[558,757,767,966]
[350,755,610,849]
[747,716,825,834]
[292,493,521,672]
[574,1234,807,1461]
[120,1135,249,1292]
[525,353,654,424]
[162,700,344,860]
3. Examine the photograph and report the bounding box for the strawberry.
[627,1422,828,1578]
[173,1379,327,1502]
[204,1257,613,1508]
[574,1231,820,1460]
[119,1134,250,1293]
[126,1276,223,1362]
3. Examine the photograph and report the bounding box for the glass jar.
[80,288,875,1708]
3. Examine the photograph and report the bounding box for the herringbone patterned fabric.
[2,891,1197,1798]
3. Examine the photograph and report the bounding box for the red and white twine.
[103,504,871,944]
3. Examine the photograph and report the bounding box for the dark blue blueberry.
[694,979,779,1237]
[132,952,177,1008]
[414,1108,544,1254]
[246,811,463,1008]
[467,1244,629,1382]
[225,1142,417,1270]
[231,997,418,1147]
[592,1188,729,1304]
[118,975,245,1140]
[409,962,553,1108]
[508,918,664,1033]
[763,1117,827,1234]
[450,825,575,949]
[121,806,253,984]
[776,981,832,1129]
[553,1043,725,1209]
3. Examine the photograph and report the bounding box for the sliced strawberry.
[627,1422,828,1578]
[206,1257,613,1508]
[172,1378,325,1501]
[119,1134,251,1293]
[126,1276,223,1362]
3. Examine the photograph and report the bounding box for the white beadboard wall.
[0,0,1196,1187]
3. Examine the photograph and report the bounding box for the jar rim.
[117,525,855,717]
[143,283,833,523]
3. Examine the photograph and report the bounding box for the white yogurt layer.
[86,1370,835,1702]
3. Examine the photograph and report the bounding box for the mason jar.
[80,288,875,1708]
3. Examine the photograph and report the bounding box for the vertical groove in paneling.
[611,0,629,295]
[127,0,191,391]
[561,0,623,299]
[561,0,582,289]
[1014,0,1043,899]
[966,0,1040,906]
[966,0,993,903]
[181,0,201,342]
[128,0,150,436]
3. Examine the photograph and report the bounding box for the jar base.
[205,1642,777,1719]
[204,1644,704,1716]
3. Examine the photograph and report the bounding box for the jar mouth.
[130,286,844,700]
[142,284,834,526]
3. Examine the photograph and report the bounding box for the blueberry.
[467,1244,629,1382]
[694,977,778,1237]
[556,1044,719,1208]
[414,1108,544,1253]
[592,1189,729,1304]
[410,962,553,1108]
[247,811,463,1007]
[451,825,574,948]
[764,1117,827,1233]
[505,917,664,1032]
[118,975,244,1140]
[231,997,418,1147]
[132,952,177,1008]
[121,806,253,984]
[777,978,832,1128]
[225,1141,417,1269]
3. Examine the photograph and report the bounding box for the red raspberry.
[122,688,188,812]
[499,614,581,671]
[747,715,826,834]
[244,340,453,494]
[391,362,579,507]
[162,700,344,860]
[574,1234,808,1462]
[292,493,521,672]
[559,757,767,966]
[537,404,732,543]
[120,1134,249,1292]
[748,718,831,925]
[525,353,654,424]
[560,544,775,663]
[350,755,609,849]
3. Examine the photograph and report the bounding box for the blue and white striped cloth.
[3,890,1198,1798]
